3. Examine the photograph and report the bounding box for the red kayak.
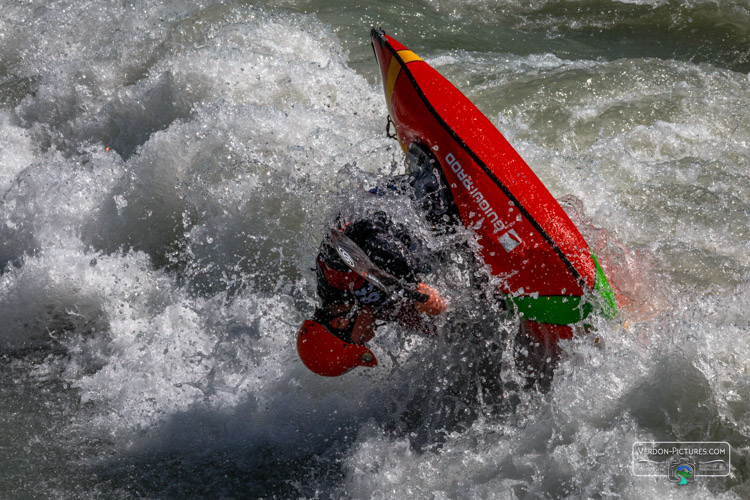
[370,29,617,327]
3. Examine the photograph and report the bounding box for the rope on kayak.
[385,115,398,140]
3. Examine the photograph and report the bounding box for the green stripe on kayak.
[506,294,592,325]
[592,253,618,319]
[504,253,618,325]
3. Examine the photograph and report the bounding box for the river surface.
[1,0,749,498]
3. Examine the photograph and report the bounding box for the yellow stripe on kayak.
[385,57,401,110]
[385,49,423,151]
[398,50,422,65]
[385,50,423,112]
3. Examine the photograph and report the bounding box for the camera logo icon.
[668,457,696,485]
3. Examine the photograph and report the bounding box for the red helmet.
[296,319,378,376]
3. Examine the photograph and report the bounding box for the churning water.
[1,0,749,498]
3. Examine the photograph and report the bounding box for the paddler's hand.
[414,283,448,316]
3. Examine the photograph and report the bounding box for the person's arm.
[323,302,377,345]
[350,306,377,344]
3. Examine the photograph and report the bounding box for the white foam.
[2,1,750,497]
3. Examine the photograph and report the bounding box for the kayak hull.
[370,29,616,325]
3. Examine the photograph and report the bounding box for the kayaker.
[296,144,585,391]
[296,144,458,377]
[296,211,448,377]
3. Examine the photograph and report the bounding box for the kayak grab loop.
[385,115,398,140]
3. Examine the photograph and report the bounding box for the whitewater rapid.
[1,0,749,498]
